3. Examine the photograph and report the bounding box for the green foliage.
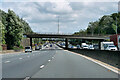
[0,9,33,49]
[74,13,120,35]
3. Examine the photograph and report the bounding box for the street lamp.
[57,16,60,34]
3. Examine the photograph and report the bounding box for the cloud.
[2,0,120,2]
[0,1,118,33]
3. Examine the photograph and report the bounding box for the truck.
[110,34,120,50]
[101,42,117,51]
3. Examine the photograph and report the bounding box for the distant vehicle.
[81,43,89,49]
[89,45,94,49]
[93,45,99,50]
[101,42,115,50]
[110,34,120,50]
[50,44,52,47]
[71,46,77,49]
[25,46,32,53]
[35,46,40,50]
[39,45,42,49]
[68,44,72,48]
[106,45,118,51]
[82,45,89,49]
[76,45,80,49]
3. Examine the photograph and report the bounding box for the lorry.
[101,42,117,51]
[110,34,120,50]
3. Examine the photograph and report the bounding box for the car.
[76,45,81,49]
[89,45,94,49]
[25,46,32,53]
[93,45,99,50]
[106,45,118,51]
[82,45,89,49]
[50,44,52,47]
[35,46,40,50]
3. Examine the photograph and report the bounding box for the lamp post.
[57,16,60,34]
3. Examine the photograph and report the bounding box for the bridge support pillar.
[99,40,103,50]
[65,38,68,49]
[30,37,32,49]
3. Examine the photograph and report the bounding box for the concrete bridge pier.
[65,38,68,49]
[30,37,32,49]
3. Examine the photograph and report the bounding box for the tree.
[74,12,120,36]
[0,9,33,49]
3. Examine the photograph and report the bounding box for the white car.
[25,46,32,53]
[106,45,117,51]
[82,45,89,49]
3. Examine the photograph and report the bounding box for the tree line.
[0,9,33,49]
[74,13,120,35]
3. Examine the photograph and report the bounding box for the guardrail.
[57,45,120,69]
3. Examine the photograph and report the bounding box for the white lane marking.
[65,50,120,74]
[27,56,30,58]
[24,76,30,80]
[40,65,44,69]
[52,57,54,59]
[48,60,51,62]
[19,58,23,60]
[4,61,11,63]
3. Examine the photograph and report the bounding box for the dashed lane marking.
[19,58,23,60]
[48,60,51,62]
[4,61,11,63]
[40,65,44,69]
[24,76,30,80]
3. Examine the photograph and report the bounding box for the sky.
[0,0,119,34]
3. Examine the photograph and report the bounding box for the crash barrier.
[57,45,120,69]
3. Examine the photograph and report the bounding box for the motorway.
[2,44,119,79]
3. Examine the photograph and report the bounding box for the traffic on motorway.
[2,43,119,79]
[1,1,120,80]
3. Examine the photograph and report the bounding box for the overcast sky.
[0,0,118,34]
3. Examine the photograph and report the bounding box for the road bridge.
[24,33,107,49]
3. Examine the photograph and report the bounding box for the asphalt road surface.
[2,44,119,79]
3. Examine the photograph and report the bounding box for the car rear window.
[25,47,30,49]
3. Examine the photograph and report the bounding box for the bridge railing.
[35,32,73,35]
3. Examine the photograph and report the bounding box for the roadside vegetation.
[0,9,33,50]
[74,13,120,35]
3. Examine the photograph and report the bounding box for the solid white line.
[4,61,10,63]
[19,58,23,60]
[40,65,44,69]
[65,50,120,74]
